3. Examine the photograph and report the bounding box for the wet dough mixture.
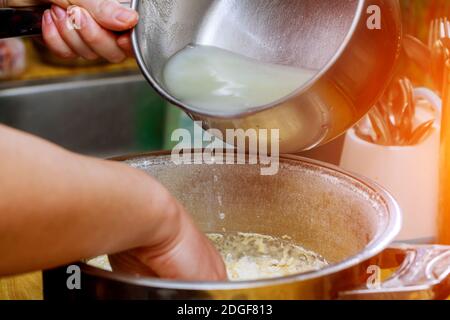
[207,232,328,281]
[87,232,328,281]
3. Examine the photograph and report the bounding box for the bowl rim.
[130,0,366,119]
[80,151,402,291]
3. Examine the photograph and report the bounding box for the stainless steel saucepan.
[43,151,450,300]
[133,0,402,152]
[1,0,402,152]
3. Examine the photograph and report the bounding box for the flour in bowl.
[87,232,328,281]
[207,232,328,281]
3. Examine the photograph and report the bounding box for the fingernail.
[66,5,83,30]
[43,10,53,25]
[51,5,66,21]
[115,9,138,24]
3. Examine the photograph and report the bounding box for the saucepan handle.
[0,0,132,39]
[339,244,450,300]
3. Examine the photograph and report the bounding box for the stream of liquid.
[163,45,316,113]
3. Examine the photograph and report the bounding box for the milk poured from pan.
[163,45,316,113]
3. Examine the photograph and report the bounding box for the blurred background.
[0,37,168,158]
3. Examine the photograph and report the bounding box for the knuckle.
[108,54,126,63]
[61,52,76,59]
[165,200,181,222]
[56,50,77,59]
[98,0,117,16]
[83,53,99,61]
[43,30,57,44]
[43,37,74,59]
[81,27,103,45]
[55,20,70,35]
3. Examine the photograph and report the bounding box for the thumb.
[50,0,138,31]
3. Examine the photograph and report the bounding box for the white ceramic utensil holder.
[340,88,441,242]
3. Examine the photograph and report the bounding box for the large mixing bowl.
[43,152,450,300]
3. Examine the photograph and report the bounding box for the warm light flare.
[439,61,450,244]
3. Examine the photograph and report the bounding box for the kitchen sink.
[0,71,167,158]
[0,70,346,163]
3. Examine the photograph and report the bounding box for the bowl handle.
[339,244,450,300]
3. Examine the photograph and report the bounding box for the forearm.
[0,125,170,275]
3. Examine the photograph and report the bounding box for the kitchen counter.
[2,270,449,300]
[12,39,138,82]
[0,272,42,300]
